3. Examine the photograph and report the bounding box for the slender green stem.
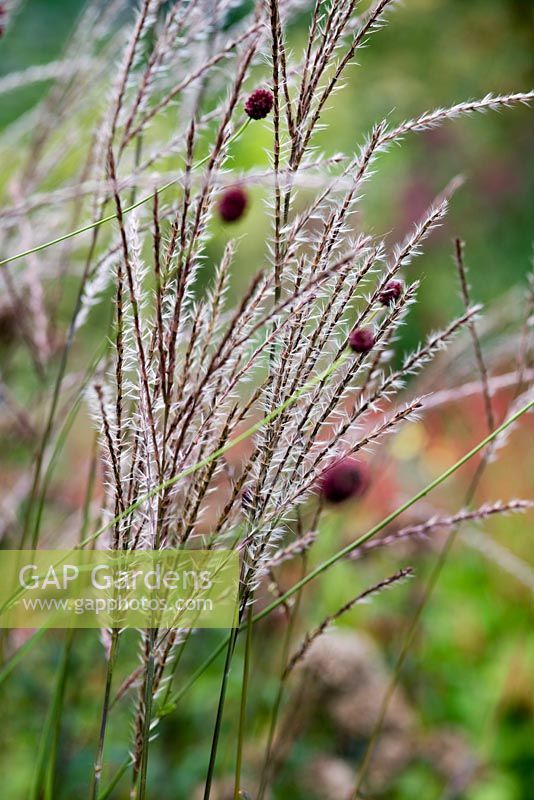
[136,630,157,800]
[0,120,250,269]
[31,631,73,800]
[99,635,230,799]
[203,624,240,800]
[158,628,193,711]
[166,635,229,708]
[0,206,124,268]
[0,626,47,686]
[233,602,254,800]
[89,629,120,800]
[31,452,94,800]
[257,551,309,800]
[256,656,288,799]
[97,759,131,800]
[351,529,457,799]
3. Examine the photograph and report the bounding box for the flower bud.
[218,186,248,223]
[318,458,368,504]
[0,4,7,38]
[348,326,375,353]
[244,88,274,120]
[378,279,403,306]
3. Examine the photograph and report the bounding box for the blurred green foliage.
[0,1,532,799]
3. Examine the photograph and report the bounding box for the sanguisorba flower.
[318,458,368,504]
[378,279,403,306]
[0,4,7,38]
[218,186,248,223]
[348,326,375,353]
[244,88,274,120]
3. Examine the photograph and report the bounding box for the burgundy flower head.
[318,458,368,505]
[378,279,403,306]
[0,4,7,38]
[348,326,375,353]
[218,186,248,223]
[244,88,274,120]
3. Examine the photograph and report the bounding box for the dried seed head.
[244,88,274,120]
[318,458,368,504]
[348,326,375,353]
[218,186,248,223]
[378,279,403,306]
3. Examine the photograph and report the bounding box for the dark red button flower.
[244,88,274,120]
[218,186,248,223]
[378,279,403,306]
[0,4,7,38]
[318,458,368,504]
[348,326,375,353]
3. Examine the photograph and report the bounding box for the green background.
[0,2,532,799]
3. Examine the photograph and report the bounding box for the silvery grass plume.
[0,1,532,799]
[346,500,534,562]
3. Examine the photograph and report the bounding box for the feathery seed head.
[379,279,403,305]
[218,185,248,223]
[244,88,274,120]
[348,326,375,353]
[241,487,253,512]
[318,458,368,505]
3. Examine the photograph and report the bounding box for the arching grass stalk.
[97,398,532,800]
[252,398,532,624]
[0,120,250,269]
